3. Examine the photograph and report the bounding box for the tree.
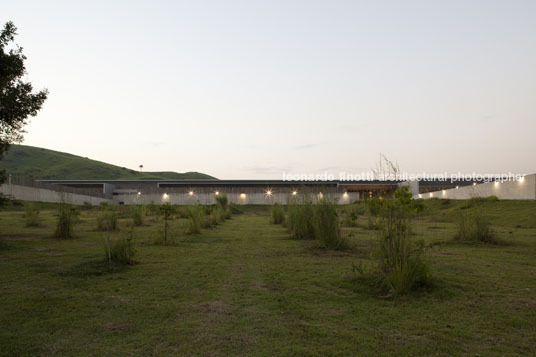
[0,21,48,181]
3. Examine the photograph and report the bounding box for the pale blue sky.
[2,0,535,178]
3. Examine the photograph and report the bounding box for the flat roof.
[37,179,478,187]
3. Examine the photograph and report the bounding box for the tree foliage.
[0,21,48,178]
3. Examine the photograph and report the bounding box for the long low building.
[32,178,474,205]
[414,174,536,200]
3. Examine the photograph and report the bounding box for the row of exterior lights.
[417,177,527,199]
[144,179,526,199]
[160,190,348,198]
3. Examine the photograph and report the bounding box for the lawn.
[0,200,535,356]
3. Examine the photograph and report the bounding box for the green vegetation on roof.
[0,145,216,180]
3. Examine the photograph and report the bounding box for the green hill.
[0,145,216,180]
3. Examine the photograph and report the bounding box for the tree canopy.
[0,21,48,175]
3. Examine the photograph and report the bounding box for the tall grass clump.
[200,206,219,228]
[286,197,316,240]
[454,209,496,243]
[96,208,118,231]
[314,199,346,249]
[360,186,429,295]
[104,226,136,265]
[54,204,78,239]
[215,194,228,209]
[215,194,232,220]
[186,206,204,234]
[131,205,145,226]
[270,203,285,224]
[23,203,40,227]
[213,206,227,223]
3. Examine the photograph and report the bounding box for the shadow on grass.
[342,272,450,301]
[59,259,129,278]
[0,239,9,250]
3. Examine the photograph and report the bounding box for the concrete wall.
[114,191,360,205]
[1,184,113,205]
[398,180,420,195]
[414,174,536,200]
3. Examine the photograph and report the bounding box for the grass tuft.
[54,204,78,239]
[454,209,497,243]
[23,203,40,227]
[131,205,145,226]
[270,203,285,224]
[186,206,204,235]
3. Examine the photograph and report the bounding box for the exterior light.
[456,186,459,189]
[137,192,141,195]
[188,191,194,196]
[292,191,297,196]
[418,194,422,198]
[442,190,446,195]
[519,176,525,183]
[215,191,219,195]
[265,189,272,196]
[430,193,433,197]
[240,193,246,199]
[473,182,477,186]
[343,192,348,197]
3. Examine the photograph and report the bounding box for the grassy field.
[0,200,535,356]
[0,145,216,180]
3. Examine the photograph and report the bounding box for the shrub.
[203,214,219,229]
[23,203,40,227]
[364,198,382,229]
[358,187,429,295]
[454,209,496,243]
[342,206,359,227]
[104,228,136,265]
[131,205,145,226]
[314,199,346,250]
[147,202,159,216]
[54,204,78,239]
[222,206,232,220]
[213,206,226,222]
[186,206,204,234]
[215,194,228,210]
[159,203,176,243]
[176,206,190,218]
[270,203,285,224]
[96,208,118,231]
[0,193,10,208]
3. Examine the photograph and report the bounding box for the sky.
[2,0,535,179]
